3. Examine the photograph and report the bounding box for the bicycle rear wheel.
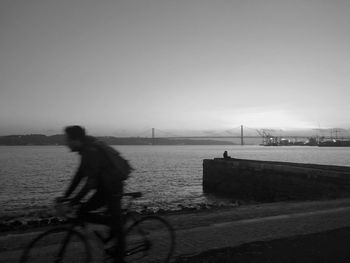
[20,227,91,263]
[125,215,175,263]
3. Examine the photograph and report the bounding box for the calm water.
[1,145,350,219]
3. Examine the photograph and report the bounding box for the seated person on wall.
[223,151,231,159]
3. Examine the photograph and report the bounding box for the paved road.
[2,198,350,262]
[171,205,350,259]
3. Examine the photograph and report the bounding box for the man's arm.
[70,147,100,204]
[64,167,83,198]
[70,181,93,204]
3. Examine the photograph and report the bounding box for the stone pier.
[203,158,350,201]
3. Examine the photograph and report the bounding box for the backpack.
[94,141,133,181]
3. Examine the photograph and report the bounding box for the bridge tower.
[152,128,155,145]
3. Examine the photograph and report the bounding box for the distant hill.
[0,134,64,145]
[0,134,235,145]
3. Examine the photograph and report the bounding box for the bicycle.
[19,192,175,263]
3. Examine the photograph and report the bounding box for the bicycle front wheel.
[20,227,91,263]
[125,215,175,263]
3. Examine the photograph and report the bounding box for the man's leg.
[103,178,124,263]
[106,193,124,263]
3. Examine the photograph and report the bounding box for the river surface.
[1,145,350,219]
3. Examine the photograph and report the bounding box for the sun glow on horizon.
[229,110,316,130]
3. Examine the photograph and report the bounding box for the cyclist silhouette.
[59,125,130,263]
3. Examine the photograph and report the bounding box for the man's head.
[64,125,86,152]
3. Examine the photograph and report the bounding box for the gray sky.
[1,0,350,136]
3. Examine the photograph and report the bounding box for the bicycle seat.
[124,192,142,198]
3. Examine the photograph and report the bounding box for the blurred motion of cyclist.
[59,125,132,263]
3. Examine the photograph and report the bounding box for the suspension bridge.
[120,126,350,145]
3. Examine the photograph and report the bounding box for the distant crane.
[312,128,327,142]
[256,129,277,146]
[331,128,346,139]
[313,128,346,142]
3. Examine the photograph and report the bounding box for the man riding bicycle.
[59,125,132,263]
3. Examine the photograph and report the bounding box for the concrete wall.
[203,158,350,202]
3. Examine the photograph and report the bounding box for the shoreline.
[0,202,245,234]
[2,196,350,235]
